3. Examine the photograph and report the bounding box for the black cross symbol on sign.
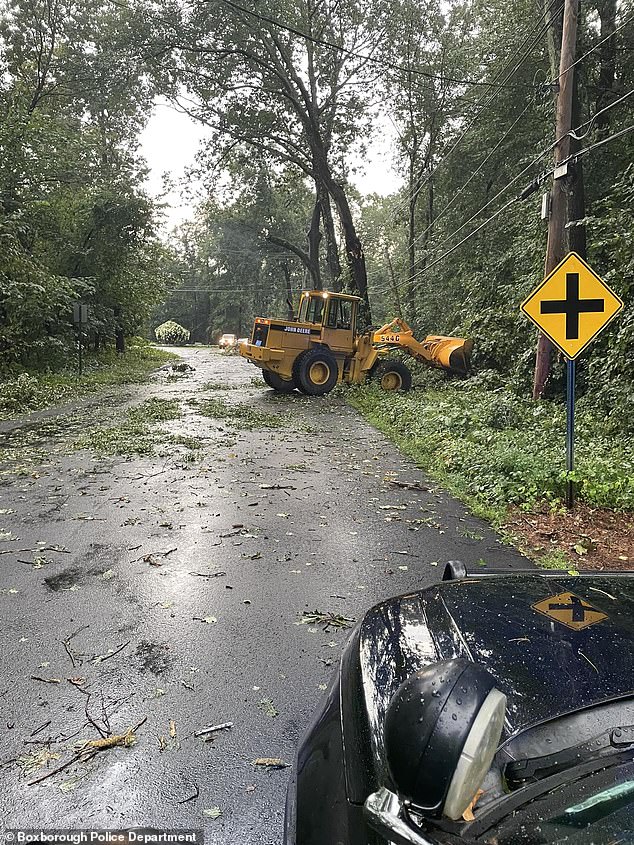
[540,272,604,339]
[548,594,597,623]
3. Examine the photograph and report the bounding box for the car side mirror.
[364,659,505,840]
[386,659,505,819]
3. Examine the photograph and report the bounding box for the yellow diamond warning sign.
[532,591,608,631]
[521,252,624,359]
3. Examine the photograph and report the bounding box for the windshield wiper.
[507,724,634,782]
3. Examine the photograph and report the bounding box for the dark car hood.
[358,574,634,778]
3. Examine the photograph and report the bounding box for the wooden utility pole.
[533,0,579,399]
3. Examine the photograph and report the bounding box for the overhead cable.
[405,102,533,254]
[546,13,634,84]
[217,0,540,89]
[382,120,634,297]
[386,0,563,222]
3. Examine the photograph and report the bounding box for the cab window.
[338,300,352,330]
[326,299,352,330]
[305,296,325,324]
[325,299,339,328]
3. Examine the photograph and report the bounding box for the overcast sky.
[139,97,402,232]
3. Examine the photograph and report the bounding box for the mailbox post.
[73,302,89,376]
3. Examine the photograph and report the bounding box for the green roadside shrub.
[0,373,40,413]
[154,321,190,345]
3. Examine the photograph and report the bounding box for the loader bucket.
[423,335,473,375]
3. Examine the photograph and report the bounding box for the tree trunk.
[385,249,403,319]
[113,306,125,354]
[283,260,295,319]
[306,198,322,289]
[544,0,563,76]
[596,0,617,135]
[328,176,369,316]
[308,137,369,317]
[316,180,341,290]
[407,155,417,290]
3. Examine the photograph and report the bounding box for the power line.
[406,101,533,255]
[386,0,563,223]
[546,13,634,84]
[568,88,634,141]
[396,197,521,294]
[217,0,539,90]
[382,0,634,231]
[376,120,634,299]
[434,94,634,250]
[564,121,634,162]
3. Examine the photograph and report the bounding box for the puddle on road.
[44,566,85,591]
[135,639,171,675]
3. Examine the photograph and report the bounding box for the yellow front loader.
[239,290,472,396]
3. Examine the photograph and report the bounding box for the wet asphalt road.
[0,348,529,842]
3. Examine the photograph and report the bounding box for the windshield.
[481,760,634,844]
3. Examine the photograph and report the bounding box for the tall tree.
[162,0,384,318]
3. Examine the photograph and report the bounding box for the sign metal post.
[566,358,575,508]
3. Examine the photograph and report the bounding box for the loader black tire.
[293,349,338,396]
[262,370,296,393]
[374,359,412,392]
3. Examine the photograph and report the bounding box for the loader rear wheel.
[262,370,296,393]
[293,349,338,396]
[374,360,412,392]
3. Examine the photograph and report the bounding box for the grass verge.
[348,380,633,568]
[0,342,177,419]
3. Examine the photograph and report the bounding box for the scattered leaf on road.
[83,728,137,750]
[253,758,290,769]
[258,698,278,718]
[300,611,355,631]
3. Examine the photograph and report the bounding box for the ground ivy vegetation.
[348,379,634,521]
[0,343,176,419]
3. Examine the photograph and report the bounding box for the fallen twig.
[387,479,429,491]
[31,676,61,684]
[189,571,226,579]
[177,785,200,804]
[131,548,177,564]
[27,749,98,786]
[92,640,130,664]
[74,688,107,739]
[63,640,77,668]
[194,722,233,738]
[300,611,356,631]
[253,758,290,769]
[258,484,296,490]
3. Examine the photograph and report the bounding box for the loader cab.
[297,291,360,353]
